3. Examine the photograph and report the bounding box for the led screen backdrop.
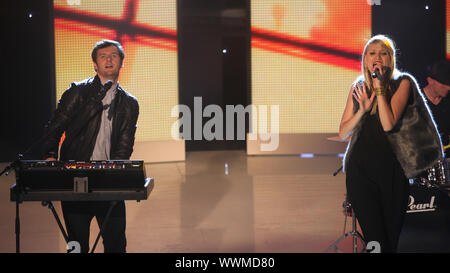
[251,0,371,134]
[53,0,178,143]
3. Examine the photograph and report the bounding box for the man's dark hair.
[91,39,125,63]
[428,60,450,86]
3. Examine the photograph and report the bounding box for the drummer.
[423,60,450,157]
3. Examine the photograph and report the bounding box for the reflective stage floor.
[0,151,448,253]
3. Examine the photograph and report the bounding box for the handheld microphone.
[372,68,380,79]
[372,66,391,80]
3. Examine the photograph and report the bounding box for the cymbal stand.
[325,166,366,253]
[325,198,366,253]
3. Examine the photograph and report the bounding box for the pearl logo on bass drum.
[406,195,437,213]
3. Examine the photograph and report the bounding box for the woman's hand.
[339,82,370,140]
[372,63,390,89]
[353,82,375,113]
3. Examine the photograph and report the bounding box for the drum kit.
[326,137,450,253]
[327,135,450,189]
[410,158,450,189]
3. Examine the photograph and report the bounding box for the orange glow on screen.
[251,0,371,134]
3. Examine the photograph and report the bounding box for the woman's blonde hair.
[361,34,397,113]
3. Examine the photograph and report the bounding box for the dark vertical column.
[221,0,250,150]
[177,0,250,151]
[0,0,55,161]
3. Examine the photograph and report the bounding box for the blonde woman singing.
[339,35,443,252]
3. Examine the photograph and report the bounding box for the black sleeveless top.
[348,110,401,181]
[344,73,443,178]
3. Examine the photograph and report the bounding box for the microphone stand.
[0,132,50,253]
[2,153,26,253]
[1,114,69,253]
[1,122,83,253]
[333,166,343,176]
[326,165,366,253]
[1,80,113,253]
[0,79,113,177]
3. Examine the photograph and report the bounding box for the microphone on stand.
[104,80,113,90]
[98,80,113,100]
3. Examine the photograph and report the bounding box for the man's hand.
[45,157,57,161]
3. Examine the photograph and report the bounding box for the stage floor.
[0,150,447,253]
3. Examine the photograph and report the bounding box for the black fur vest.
[343,72,444,179]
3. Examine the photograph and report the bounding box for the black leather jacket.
[43,75,139,161]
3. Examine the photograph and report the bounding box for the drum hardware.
[411,159,449,188]
[325,194,366,253]
[325,165,366,253]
